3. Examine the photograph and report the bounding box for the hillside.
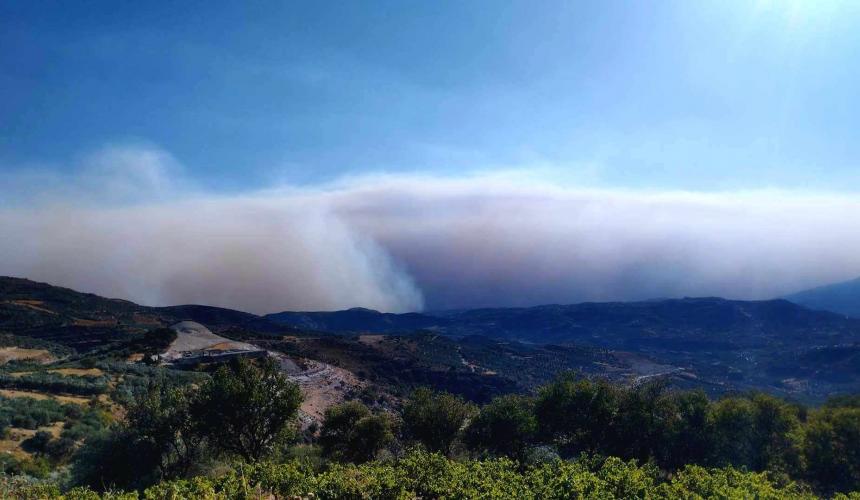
[784,276,860,318]
[0,276,859,497]
[0,277,287,350]
[4,277,860,401]
[267,297,860,352]
[266,298,860,400]
[0,277,163,350]
[265,307,447,333]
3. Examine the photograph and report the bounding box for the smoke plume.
[2,145,860,313]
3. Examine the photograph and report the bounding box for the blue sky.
[3,1,860,311]
[3,0,860,193]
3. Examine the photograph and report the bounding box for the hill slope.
[268,297,860,350]
[784,276,860,318]
[265,307,447,333]
[0,277,282,350]
[4,277,860,401]
[265,298,860,401]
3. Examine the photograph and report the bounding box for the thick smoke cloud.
[2,145,860,313]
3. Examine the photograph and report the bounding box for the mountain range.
[2,275,860,402]
[266,297,859,350]
[784,276,860,318]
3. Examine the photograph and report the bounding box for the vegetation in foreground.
[6,449,859,500]
[0,355,858,499]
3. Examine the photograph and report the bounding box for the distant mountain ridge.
[4,276,860,401]
[264,307,448,333]
[784,276,860,318]
[265,297,860,401]
[265,297,860,350]
[5,275,860,352]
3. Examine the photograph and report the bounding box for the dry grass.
[0,389,92,405]
[0,429,35,460]
[72,317,117,327]
[132,313,163,325]
[0,422,64,460]
[7,367,104,378]
[206,341,254,351]
[48,367,104,377]
[3,300,56,315]
[0,347,53,365]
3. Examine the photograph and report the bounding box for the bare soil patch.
[288,360,364,422]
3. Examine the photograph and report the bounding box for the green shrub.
[4,450,858,499]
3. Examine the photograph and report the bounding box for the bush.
[465,393,537,461]
[6,450,842,499]
[534,375,622,456]
[319,401,395,463]
[21,430,53,454]
[401,387,476,455]
[803,406,860,493]
[0,371,109,396]
[658,465,815,499]
[191,357,302,461]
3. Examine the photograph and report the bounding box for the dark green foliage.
[73,380,205,491]
[60,405,109,442]
[73,358,302,490]
[351,413,396,459]
[21,430,52,454]
[535,374,622,456]
[803,406,860,493]
[0,455,52,479]
[0,394,108,467]
[73,361,301,489]
[465,393,537,461]
[824,394,860,408]
[706,393,802,473]
[0,333,72,357]
[72,429,153,491]
[613,381,678,462]
[190,357,302,461]
[124,381,203,477]
[660,389,711,469]
[707,396,757,466]
[481,373,858,486]
[13,450,830,499]
[401,387,477,455]
[124,328,177,359]
[527,374,808,477]
[106,361,204,406]
[0,371,109,395]
[1,357,858,497]
[45,436,77,461]
[85,331,175,364]
[320,401,395,463]
[0,396,67,430]
[748,393,803,473]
